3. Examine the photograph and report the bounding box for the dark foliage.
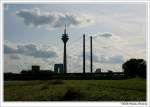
[41,85,49,90]
[61,87,83,100]
[51,80,64,85]
[4,73,125,80]
[122,58,146,78]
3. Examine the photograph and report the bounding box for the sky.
[4,3,147,73]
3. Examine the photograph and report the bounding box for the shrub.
[61,87,83,100]
[51,80,64,85]
[122,58,146,78]
[41,85,49,90]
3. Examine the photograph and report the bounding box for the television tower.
[61,24,69,73]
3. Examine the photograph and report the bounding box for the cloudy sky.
[4,3,147,73]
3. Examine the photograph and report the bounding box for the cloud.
[79,52,124,64]
[79,52,100,63]
[9,54,21,60]
[4,44,17,54]
[16,8,93,29]
[100,55,124,64]
[91,32,146,59]
[4,54,58,73]
[95,33,112,38]
[4,41,58,59]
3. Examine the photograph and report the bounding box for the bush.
[41,85,49,90]
[61,87,83,100]
[51,80,64,85]
[122,58,146,78]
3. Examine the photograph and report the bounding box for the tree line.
[122,58,146,79]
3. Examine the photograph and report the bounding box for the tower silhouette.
[83,34,85,74]
[61,24,69,73]
[90,36,93,73]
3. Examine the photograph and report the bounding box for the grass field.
[4,78,146,101]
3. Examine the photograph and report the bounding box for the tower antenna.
[64,24,66,34]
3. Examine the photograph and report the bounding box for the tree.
[137,60,146,78]
[122,58,146,78]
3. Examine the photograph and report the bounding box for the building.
[95,68,101,73]
[54,64,64,73]
[32,65,40,72]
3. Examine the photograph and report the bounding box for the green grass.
[4,78,146,101]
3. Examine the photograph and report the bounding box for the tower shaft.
[83,34,85,73]
[63,43,67,73]
[90,36,93,73]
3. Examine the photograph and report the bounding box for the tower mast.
[83,34,85,73]
[61,24,69,73]
[90,36,93,73]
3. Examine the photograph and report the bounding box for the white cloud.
[92,6,146,38]
[9,54,21,60]
[4,54,57,73]
[4,40,58,59]
[79,52,124,64]
[93,32,112,39]
[16,8,93,29]
[100,55,124,64]
[91,32,146,59]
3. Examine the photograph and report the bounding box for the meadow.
[4,78,146,101]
